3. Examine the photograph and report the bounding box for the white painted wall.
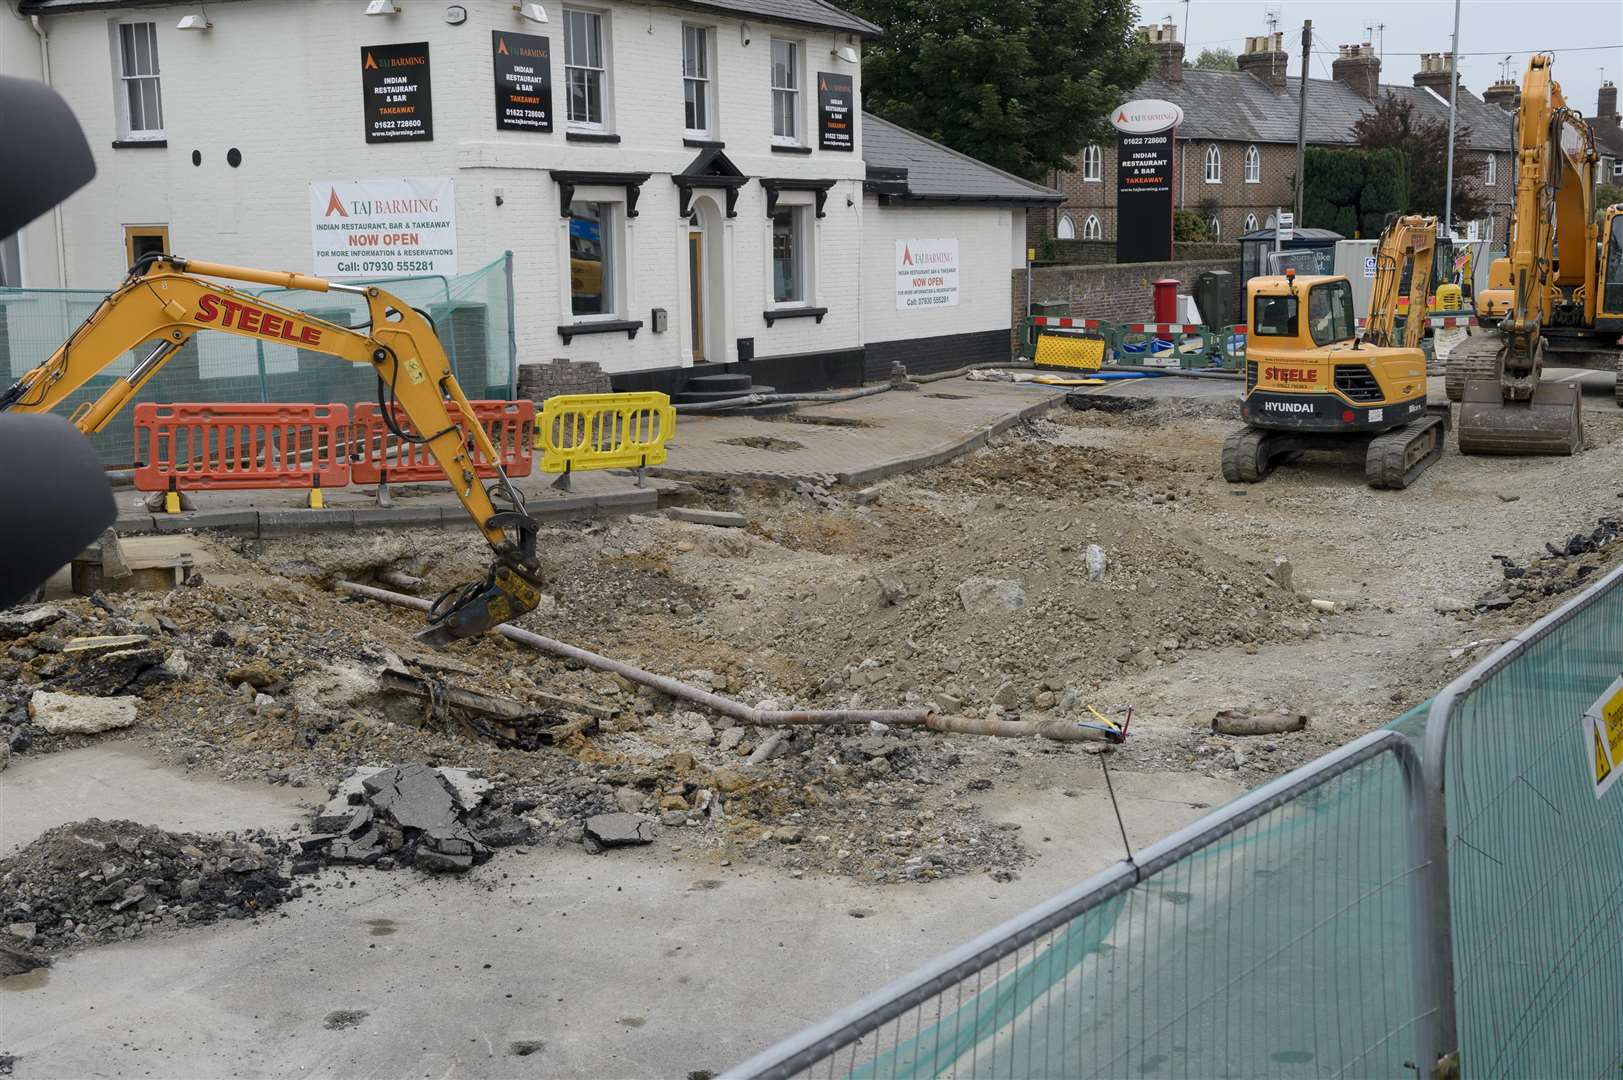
[861,196,1015,345]
[1,10,61,287]
[14,0,867,373]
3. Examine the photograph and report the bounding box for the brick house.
[1036,23,1515,249]
[1588,81,1623,185]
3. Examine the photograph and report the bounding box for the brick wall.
[1010,257,1240,349]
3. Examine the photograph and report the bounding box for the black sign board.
[361,42,433,143]
[1115,130,1173,263]
[492,30,552,133]
[817,72,854,151]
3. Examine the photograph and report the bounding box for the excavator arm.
[1363,214,1437,350]
[0,256,541,646]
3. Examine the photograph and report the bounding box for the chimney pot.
[1332,40,1382,100]
[1139,21,1185,84]
[1599,80,1619,124]
[1237,29,1288,91]
[1414,51,1463,97]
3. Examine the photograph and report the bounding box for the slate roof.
[676,0,880,36]
[861,113,1063,207]
[18,0,882,34]
[1135,68,1513,152]
[1587,120,1623,161]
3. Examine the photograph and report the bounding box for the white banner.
[309,177,457,278]
[895,238,959,311]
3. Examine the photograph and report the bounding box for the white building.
[1,0,1058,393]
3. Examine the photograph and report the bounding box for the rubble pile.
[1480,516,1621,611]
[0,819,296,955]
[300,764,524,874]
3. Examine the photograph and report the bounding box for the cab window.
[1604,217,1623,314]
[1253,294,1298,336]
[1308,280,1356,345]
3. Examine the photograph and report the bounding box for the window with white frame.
[569,200,615,317]
[771,205,810,304]
[1208,216,1221,238]
[114,21,164,139]
[771,39,800,143]
[1082,215,1102,240]
[1244,144,1260,183]
[1082,144,1102,182]
[682,25,712,137]
[1056,215,1075,239]
[1613,160,1622,177]
[1485,153,1496,185]
[1244,212,1258,231]
[1204,144,1222,183]
[564,8,607,129]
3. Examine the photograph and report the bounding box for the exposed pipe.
[336,580,1119,743]
[1103,363,1242,381]
[910,360,1036,384]
[673,383,892,414]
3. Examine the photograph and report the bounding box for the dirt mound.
[0,819,296,955]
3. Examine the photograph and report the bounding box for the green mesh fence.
[0,254,515,465]
[1426,563,1623,1078]
[730,730,1434,1080]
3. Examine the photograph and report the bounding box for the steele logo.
[1263,401,1314,413]
[195,294,321,345]
[1263,366,1315,383]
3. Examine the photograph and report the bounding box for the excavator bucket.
[413,563,543,649]
[1456,377,1583,455]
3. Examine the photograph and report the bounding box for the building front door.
[688,227,705,362]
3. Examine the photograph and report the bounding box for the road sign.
[1364,256,1378,278]
[1278,211,1295,242]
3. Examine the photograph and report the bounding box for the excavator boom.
[0,256,542,646]
[1363,214,1437,351]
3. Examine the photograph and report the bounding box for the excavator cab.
[1599,205,1623,330]
[1475,257,1513,326]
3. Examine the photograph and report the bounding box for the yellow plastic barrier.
[536,392,675,484]
[1034,332,1105,371]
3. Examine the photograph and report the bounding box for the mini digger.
[1223,214,1449,489]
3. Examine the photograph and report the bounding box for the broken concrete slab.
[583,813,656,848]
[27,692,140,735]
[0,606,64,639]
[665,508,749,528]
[312,764,492,874]
[59,635,149,656]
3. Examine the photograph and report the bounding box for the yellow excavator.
[1223,214,1448,488]
[0,254,543,647]
[1448,54,1623,453]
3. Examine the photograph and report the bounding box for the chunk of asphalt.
[584,812,656,847]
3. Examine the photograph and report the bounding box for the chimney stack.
[1139,21,1184,85]
[1413,52,1463,97]
[1599,81,1619,127]
[1332,42,1381,100]
[1482,78,1519,111]
[1237,32,1288,92]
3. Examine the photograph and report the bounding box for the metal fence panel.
[1424,563,1623,1078]
[0,254,515,464]
[728,730,1437,1080]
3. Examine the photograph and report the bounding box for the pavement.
[0,741,1240,1079]
[652,376,1072,486]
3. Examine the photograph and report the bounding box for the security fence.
[0,254,516,464]
[729,563,1623,1079]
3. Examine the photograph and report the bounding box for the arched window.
[1204,144,1222,183]
[1208,216,1221,239]
[1243,212,1258,232]
[1082,215,1102,240]
[1081,144,1102,182]
[1244,144,1260,183]
[1056,214,1076,240]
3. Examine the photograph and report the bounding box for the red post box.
[1152,278,1180,324]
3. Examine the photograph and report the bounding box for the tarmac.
[0,742,1239,1079]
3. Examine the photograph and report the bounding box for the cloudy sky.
[1158,0,1621,120]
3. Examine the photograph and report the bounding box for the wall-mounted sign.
[309,177,457,278]
[818,72,855,151]
[895,238,959,310]
[1109,98,1183,135]
[362,42,433,143]
[493,30,552,132]
[1277,210,1295,241]
[1116,129,1174,263]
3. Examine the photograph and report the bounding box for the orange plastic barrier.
[349,399,534,485]
[132,402,350,496]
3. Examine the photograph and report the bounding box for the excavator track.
[1364,416,1445,489]
[1445,336,1502,403]
[1221,426,1278,483]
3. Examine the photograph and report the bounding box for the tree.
[1353,92,1487,222]
[841,0,1152,181]
[1193,48,1237,71]
[1597,183,1623,223]
[1302,147,1408,237]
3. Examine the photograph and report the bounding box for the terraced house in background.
[1037,22,1523,249]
